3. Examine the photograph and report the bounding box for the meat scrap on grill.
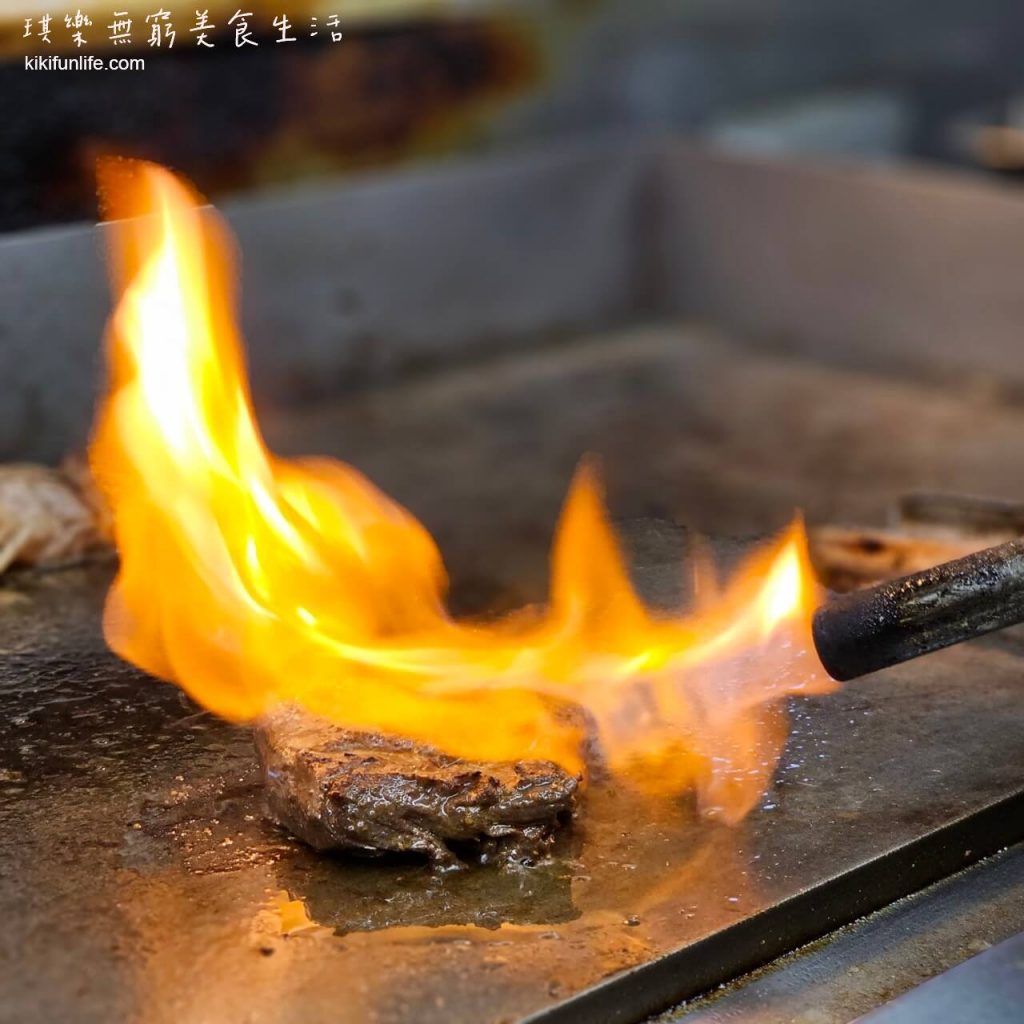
[0,457,110,574]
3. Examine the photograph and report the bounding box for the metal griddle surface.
[2,560,1024,1024]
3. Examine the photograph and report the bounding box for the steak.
[255,706,581,870]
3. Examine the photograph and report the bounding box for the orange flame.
[90,162,834,823]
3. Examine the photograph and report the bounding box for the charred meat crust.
[255,706,580,870]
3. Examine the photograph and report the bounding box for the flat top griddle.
[2,549,1023,1024]
[7,311,1024,1024]
[6,141,1024,1024]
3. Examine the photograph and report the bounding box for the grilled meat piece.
[0,462,108,574]
[255,706,580,870]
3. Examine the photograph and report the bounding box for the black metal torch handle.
[812,538,1024,682]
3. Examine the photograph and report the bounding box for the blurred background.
[5,0,1024,232]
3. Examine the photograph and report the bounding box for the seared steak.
[255,706,580,870]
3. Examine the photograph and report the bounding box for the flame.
[90,162,834,823]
